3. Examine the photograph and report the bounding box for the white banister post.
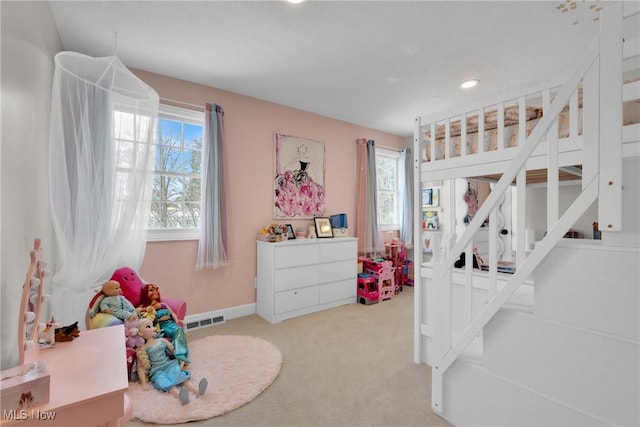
[582,58,600,190]
[518,96,526,147]
[464,242,473,327]
[445,120,451,160]
[497,103,505,150]
[478,109,485,153]
[516,168,527,267]
[461,113,467,157]
[488,205,498,297]
[413,117,422,364]
[546,91,560,229]
[431,261,449,414]
[430,123,436,162]
[598,2,623,231]
[569,91,579,140]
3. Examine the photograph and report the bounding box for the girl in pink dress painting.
[274,139,325,218]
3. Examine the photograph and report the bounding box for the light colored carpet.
[128,335,282,424]
[126,287,453,427]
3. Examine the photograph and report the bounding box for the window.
[148,105,204,241]
[376,148,401,231]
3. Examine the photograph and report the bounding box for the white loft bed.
[412,2,639,419]
[418,81,639,184]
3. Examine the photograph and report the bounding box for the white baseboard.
[184,303,256,331]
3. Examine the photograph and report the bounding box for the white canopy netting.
[49,52,159,326]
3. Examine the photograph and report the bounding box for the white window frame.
[375,148,401,232]
[147,104,205,242]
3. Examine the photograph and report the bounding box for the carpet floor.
[126,287,453,427]
[127,335,282,424]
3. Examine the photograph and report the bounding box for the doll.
[135,318,207,405]
[124,319,144,349]
[139,284,190,367]
[99,280,137,321]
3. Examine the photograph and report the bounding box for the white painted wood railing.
[412,3,629,415]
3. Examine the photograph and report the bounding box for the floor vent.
[185,314,226,331]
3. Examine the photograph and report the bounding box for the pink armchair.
[86,267,186,330]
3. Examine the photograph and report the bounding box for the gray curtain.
[356,138,383,255]
[196,103,229,269]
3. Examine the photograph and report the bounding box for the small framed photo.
[314,217,333,238]
[285,224,296,240]
[422,187,439,207]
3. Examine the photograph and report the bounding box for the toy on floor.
[139,284,190,367]
[366,260,396,301]
[136,318,207,405]
[138,305,157,322]
[124,318,144,349]
[99,280,138,321]
[54,321,80,342]
[37,317,60,347]
[357,273,379,305]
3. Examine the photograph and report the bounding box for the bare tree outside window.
[150,119,203,230]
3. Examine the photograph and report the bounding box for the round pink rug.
[128,335,283,424]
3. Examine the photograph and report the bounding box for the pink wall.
[131,69,405,316]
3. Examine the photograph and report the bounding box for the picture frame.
[422,187,439,207]
[285,224,296,240]
[314,217,333,238]
[273,133,326,219]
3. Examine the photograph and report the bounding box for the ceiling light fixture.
[286,0,305,3]
[460,79,479,89]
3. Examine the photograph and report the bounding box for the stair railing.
[426,2,625,411]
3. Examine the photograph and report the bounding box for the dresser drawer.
[274,265,319,292]
[275,286,319,314]
[319,279,356,304]
[275,244,320,269]
[320,240,356,263]
[319,260,356,284]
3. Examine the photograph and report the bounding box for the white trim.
[476,360,616,427]
[184,302,256,329]
[159,104,204,124]
[147,228,199,242]
[506,309,640,347]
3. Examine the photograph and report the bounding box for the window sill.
[147,229,199,242]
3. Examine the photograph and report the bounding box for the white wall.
[525,182,598,242]
[606,156,640,248]
[1,1,60,369]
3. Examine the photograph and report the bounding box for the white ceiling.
[48,1,604,137]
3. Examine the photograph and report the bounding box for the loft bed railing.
[412,3,630,415]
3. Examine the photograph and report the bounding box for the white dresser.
[256,237,357,323]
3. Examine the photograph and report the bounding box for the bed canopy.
[49,52,159,326]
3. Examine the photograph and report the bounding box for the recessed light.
[460,79,479,89]
[286,0,305,3]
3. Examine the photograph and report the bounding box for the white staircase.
[442,240,639,427]
[413,3,640,426]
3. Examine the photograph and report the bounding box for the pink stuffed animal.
[124,319,144,349]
